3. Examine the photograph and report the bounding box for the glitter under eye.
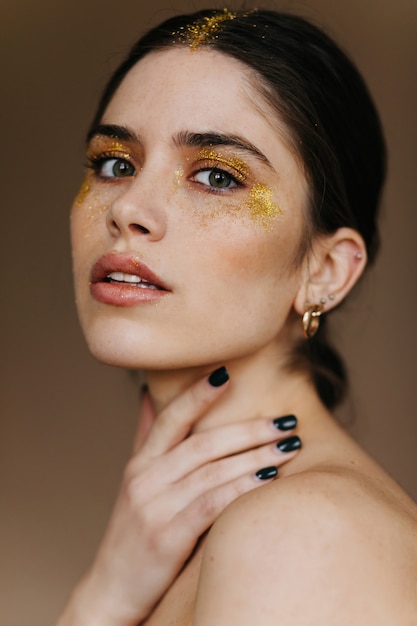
[75,178,91,206]
[245,183,282,230]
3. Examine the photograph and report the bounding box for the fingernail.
[256,466,278,480]
[277,436,302,453]
[273,415,297,431]
[208,366,229,387]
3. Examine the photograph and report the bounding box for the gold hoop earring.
[302,304,323,339]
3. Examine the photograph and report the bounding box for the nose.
[106,174,167,241]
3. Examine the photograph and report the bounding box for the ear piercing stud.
[317,254,361,308]
[320,293,335,305]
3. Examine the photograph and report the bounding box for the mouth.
[90,253,170,306]
[104,272,164,290]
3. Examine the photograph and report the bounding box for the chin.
[80,321,174,371]
[83,326,227,373]
[79,309,283,372]
[83,324,164,370]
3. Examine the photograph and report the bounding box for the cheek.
[71,178,126,276]
[186,231,302,355]
[179,209,302,318]
[221,232,298,299]
[70,179,118,291]
[72,175,119,234]
[172,181,303,305]
[245,182,283,230]
[177,182,284,235]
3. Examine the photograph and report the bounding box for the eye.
[99,157,136,178]
[193,168,239,190]
[87,154,136,179]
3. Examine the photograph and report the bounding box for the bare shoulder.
[193,468,417,626]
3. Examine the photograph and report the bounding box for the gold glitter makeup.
[106,142,133,161]
[197,149,249,182]
[72,185,116,241]
[75,178,91,206]
[174,164,185,188]
[189,150,282,229]
[174,9,238,50]
[86,139,134,167]
[245,183,282,230]
[108,141,124,151]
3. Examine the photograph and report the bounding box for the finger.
[132,388,156,453]
[147,436,300,517]
[139,367,230,459]
[141,415,298,485]
[128,419,299,509]
[173,436,301,499]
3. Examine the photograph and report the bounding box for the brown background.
[1,0,416,624]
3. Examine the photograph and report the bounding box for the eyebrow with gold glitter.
[86,124,275,173]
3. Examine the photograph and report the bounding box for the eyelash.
[86,153,136,179]
[85,152,246,193]
[189,166,244,194]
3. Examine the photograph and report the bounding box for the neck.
[143,341,327,433]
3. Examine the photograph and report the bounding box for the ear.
[293,227,367,315]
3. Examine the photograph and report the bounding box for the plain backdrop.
[1,0,416,624]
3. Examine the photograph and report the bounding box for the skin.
[72,51,309,377]
[63,48,417,625]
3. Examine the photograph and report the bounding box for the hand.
[57,368,300,625]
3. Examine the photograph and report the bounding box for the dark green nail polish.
[256,466,278,480]
[277,435,302,453]
[208,366,229,387]
[273,415,297,430]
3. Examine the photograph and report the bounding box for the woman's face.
[71,47,309,370]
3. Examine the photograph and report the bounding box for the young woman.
[58,8,417,625]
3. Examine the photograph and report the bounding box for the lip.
[90,252,171,307]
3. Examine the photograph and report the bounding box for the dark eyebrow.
[86,125,274,171]
[173,130,274,170]
[86,124,141,144]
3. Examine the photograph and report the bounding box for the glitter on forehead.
[175,9,238,50]
[245,183,282,230]
[197,149,249,182]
